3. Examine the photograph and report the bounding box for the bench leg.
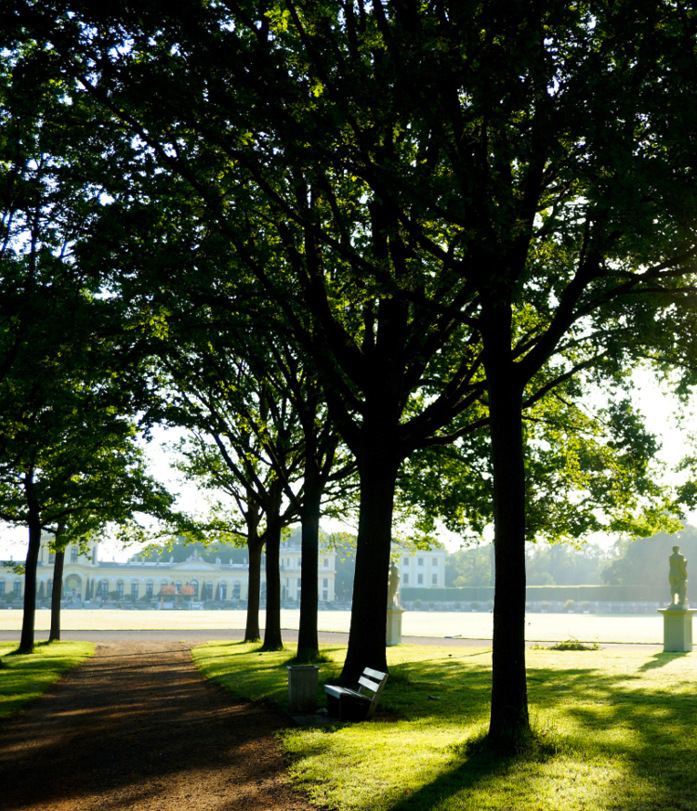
[326,693,342,718]
[339,694,370,722]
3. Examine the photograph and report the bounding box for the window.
[204,581,213,601]
[323,558,329,568]
[190,579,199,599]
[71,547,79,563]
[417,557,424,566]
[0,581,5,596]
[219,583,227,600]
[232,582,241,599]
[432,574,438,585]
[146,581,154,598]
[131,581,139,599]
[403,573,409,585]
[117,580,124,598]
[99,580,109,598]
[14,580,22,596]
[417,574,424,585]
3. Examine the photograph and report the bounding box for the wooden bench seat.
[324,667,388,721]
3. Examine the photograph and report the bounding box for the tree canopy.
[5,0,697,747]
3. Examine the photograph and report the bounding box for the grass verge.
[0,641,94,719]
[193,641,697,811]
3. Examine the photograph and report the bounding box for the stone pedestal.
[658,607,696,652]
[386,607,405,646]
[287,665,319,712]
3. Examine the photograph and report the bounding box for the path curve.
[0,638,320,811]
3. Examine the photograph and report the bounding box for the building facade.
[1,537,448,607]
[1,537,336,607]
[398,547,447,589]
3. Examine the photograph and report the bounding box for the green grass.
[193,641,697,811]
[0,641,94,719]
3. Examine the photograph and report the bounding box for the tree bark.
[245,537,264,642]
[262,517,283,650]
[296,461,322,662]
[17,497,41,655]
[48,548,65,643]
[483,303,530,750]
[341,449,400,682]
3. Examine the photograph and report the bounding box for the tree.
[152,306,356,657]
[164,342,305,649]
[9,0,697,750]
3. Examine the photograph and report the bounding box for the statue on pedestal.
[669,545,688,608]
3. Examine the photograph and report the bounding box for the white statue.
[669,546,688,608]
[387,561,401,609]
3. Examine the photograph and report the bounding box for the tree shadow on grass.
[378,651,697,811]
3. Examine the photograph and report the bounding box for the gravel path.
[0,638,321,811]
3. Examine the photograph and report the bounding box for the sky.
[1,370,695,564]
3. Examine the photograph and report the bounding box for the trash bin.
[287,665,319,712]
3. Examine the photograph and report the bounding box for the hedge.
[401,584,667,604]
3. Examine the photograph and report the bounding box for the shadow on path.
[0,639,318,811]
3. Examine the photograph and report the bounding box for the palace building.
[2,536,336,607]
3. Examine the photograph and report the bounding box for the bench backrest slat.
[357,674,381,694]
[357,667,388,718]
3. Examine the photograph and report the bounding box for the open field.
[194,640,697,811]
[0,608,667,644]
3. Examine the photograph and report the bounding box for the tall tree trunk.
[483,304,530,750]
[341,449,400,682]
[17,497,41,655]
[296,461,322,662]
[245,537,263,642]
[262,519,283,650]
[48,548,65,643]
[263,481,284,650]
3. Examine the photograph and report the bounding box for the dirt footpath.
[0,639,321,811]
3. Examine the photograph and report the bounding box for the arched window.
[13,581,22,596]
[232,582,241,599]
[219,582,227,600]
[99,580,109,598]
[204,581,213,601]
[190,579,199,599]
[116,580,124,597]
[131,581,139,599]
[146,581,154,598]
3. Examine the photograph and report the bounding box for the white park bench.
[324,667,388,721]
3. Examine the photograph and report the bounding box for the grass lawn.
[0,608,667,644]
[0,641,94,719]
[193,641,697,811]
